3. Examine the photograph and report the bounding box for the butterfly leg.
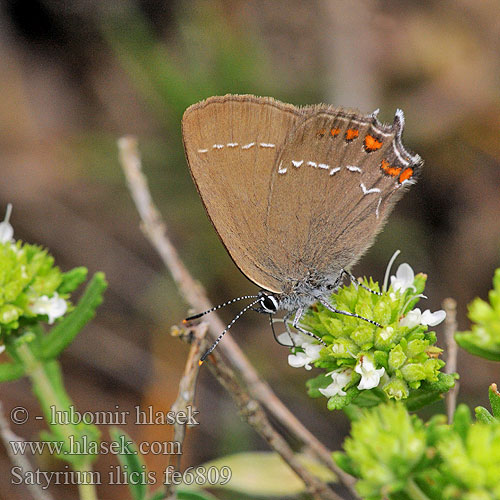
[319,297,382,328]
[291,308,327,346]
[340,269,382,296]
[272,313,295,347]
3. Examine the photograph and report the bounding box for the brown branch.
[118,136,357,497]
[443,297,459,423]
[204,345,342,500]
[0,401,55,500]
[164,322,209,499]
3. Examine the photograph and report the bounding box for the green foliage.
[0,241,68,335]
[475,384,500,423]
[110,428,149,500]
[456,268,500,360]
[37,360,101,468]
[40,272,107,360]
[298,265,452,410]
[335,401,500,500]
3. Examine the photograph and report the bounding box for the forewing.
[265,107,422,282]
[182,94,306,292]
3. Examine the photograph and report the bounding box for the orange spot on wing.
[330,127,340,137]
[345,128,359,141]
[364,134,383,152]
[399,168,414,183]
[317,128,327,137]
[380,159,402,177]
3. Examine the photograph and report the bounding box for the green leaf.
[452,404,471,440]
[404,372,456,411]
[197,451,336,496]
[455,333,500,361]
[327,387,360,411]
[110,428,147,500]
[58,267,88,294]
[40,272,107,359]
[475,406,495,424]
[0,361,25,381]
[488,383,500,419]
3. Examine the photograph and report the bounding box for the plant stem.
[16,343,98,500]
[75,462,99,500]
[407,479,431,500]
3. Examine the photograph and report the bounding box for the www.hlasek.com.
[9,433,182,456]
[11,465,232,490]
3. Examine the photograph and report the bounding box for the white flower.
[355,356,385,390]
[319,368,352,397]
[287,342,323,371]
[29,292,67,324]
[0,345,5,354]
[288,352,315,370]
[400,308,446,328]
[277,330,319,349]
[0,204,14,244]
[303,344,322,359]
[390,263,416,293]
[421,309,446,326]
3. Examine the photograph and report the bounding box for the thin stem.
[165,323,209,500]
[16,343,98,500]
[76,463,99,500]
[443,297,459,423]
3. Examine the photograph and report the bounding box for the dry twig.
[118,136,357,498]
[164,323,209,499]
[443,297,459,423]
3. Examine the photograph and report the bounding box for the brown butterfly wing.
[265,107,422,286]
[182,94,308,292]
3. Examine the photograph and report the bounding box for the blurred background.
[0,0,499,498]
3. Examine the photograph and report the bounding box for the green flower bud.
[388,344,407,371]
[382,377,409,400]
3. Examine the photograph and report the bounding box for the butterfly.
[182,94,422,362]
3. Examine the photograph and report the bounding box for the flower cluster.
[334,401,500,500]
[0,206,84,350]
[283,253,452,409]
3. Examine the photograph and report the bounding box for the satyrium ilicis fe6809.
[182,94,422,363]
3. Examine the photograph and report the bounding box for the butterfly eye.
[260,294,279,313]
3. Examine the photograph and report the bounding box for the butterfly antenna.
[199,298,261,365]
[183,295,259,322]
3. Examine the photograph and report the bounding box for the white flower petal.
[399,308,422,328]
[303,344,322,361]
[0,222,14,243]
[319,382,347,398]
[421,309,446,327]
[390,263,416,293]
[277,332,295,345]
[0,345,5,354]
[29,292,67,324]
[0,204,14,243]
[320,369,352,397]
[288,352,312,370]
[355,357,385,390]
